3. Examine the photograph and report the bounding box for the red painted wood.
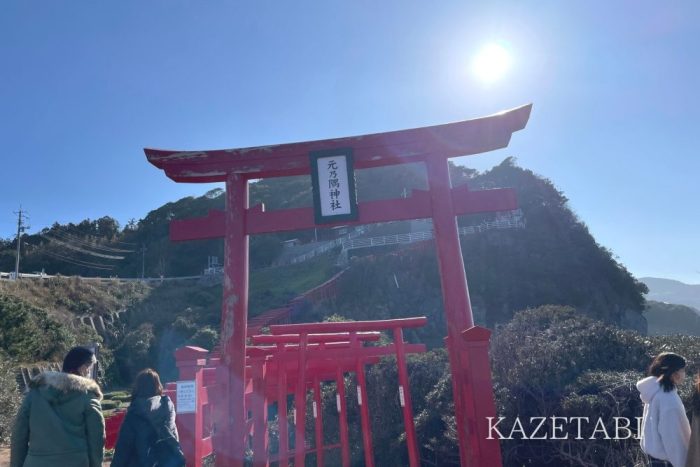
[250,331,381,345]
[246,190,431,234]
[356,357,374,467]
[461,327,503,466]
[294,333,308,467]
[270,316,427,334]
[451,187,517,216]
[393,328,420,467]
[105,411,126,450]
[426,157,475,466]
[144,104,531,182]
[171,320,429,466]
[251,359,269,467]
[335,367,351,467]
[312,376,324,467]
[174,346,209,467]
[276,357,289,467]
[170,210,225,242]
[218,174,249,467]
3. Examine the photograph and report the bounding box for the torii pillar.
[145,103,532,467]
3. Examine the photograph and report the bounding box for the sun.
[472,43,512,83]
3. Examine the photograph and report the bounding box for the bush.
[0,294,74,361]
[490,305,652,466]
[101,400,122,411]
[0,353,21,443]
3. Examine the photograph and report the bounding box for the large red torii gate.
[145,104,532,466]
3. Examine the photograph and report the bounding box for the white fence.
[341,216,524,252]
[0,271,202,283]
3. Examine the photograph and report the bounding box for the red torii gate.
[247,317,427,466]
[145,104,531,466]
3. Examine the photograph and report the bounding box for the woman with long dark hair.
[111,369,184,467]
[637,352,690,467]
[10,346,105,467]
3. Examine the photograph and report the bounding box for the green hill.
[644,300,700,335]
[303,159,648,338]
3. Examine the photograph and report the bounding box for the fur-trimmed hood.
[29,371,103,401]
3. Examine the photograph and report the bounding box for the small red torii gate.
[145,104,531,466]
[248,317,427,466]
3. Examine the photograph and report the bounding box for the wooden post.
[461,327,503,466]
[218,173,249,467]
[425,157,474,466]
[251,357,269,467]
[335,367,351,467]
[393,327,420,467]
[313,376,324,466]
[277,356,290,466]
[355,359,374,467]
[175,346,208,467]
[294,332,308,466]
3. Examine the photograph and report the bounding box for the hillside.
[644,300,700,336]
[0,251,339,385]
[305,160,648,336]
[641,277,700,310]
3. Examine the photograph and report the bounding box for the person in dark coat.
[111,368,183,467]
[10,346,105,467]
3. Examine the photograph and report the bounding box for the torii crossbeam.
[145,104,532,467]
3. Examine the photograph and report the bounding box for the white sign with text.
[176,380,197,414]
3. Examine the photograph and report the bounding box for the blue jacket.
[110,395,180,467]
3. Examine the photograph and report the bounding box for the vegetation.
[342,306,700,466]
[0,354,21,443]
[645,300,700,335]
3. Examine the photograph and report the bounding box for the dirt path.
[0,446,111,466]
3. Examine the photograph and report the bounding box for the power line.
[46,228,135,253]
[39,249,115,270]
[43,235,125,260]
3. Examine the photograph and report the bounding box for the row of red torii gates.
[145,104,532,466]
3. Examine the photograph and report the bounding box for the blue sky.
[1,1,698,283]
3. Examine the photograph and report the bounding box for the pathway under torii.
[145,103,532,467]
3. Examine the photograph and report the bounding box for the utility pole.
[140,245,147,279]
[13,206,29,280]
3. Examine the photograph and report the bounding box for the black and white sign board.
[310,148,358,224]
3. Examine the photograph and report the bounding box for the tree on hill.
[460,158,648,329]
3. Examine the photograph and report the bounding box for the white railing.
[287,237,344,265]
[0,272,202,283]
[342,217,524,252]
[341,230,434,250]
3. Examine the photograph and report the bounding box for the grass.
[0,278,150,318]
[248,251,340,316]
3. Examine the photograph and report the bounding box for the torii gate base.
[146,104,532,466]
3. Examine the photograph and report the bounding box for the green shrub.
[101,400,122,411]
[0,354,21,443]
[111,393,132,403]
[490,305,652,466]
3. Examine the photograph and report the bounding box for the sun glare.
[472,43,512,83]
